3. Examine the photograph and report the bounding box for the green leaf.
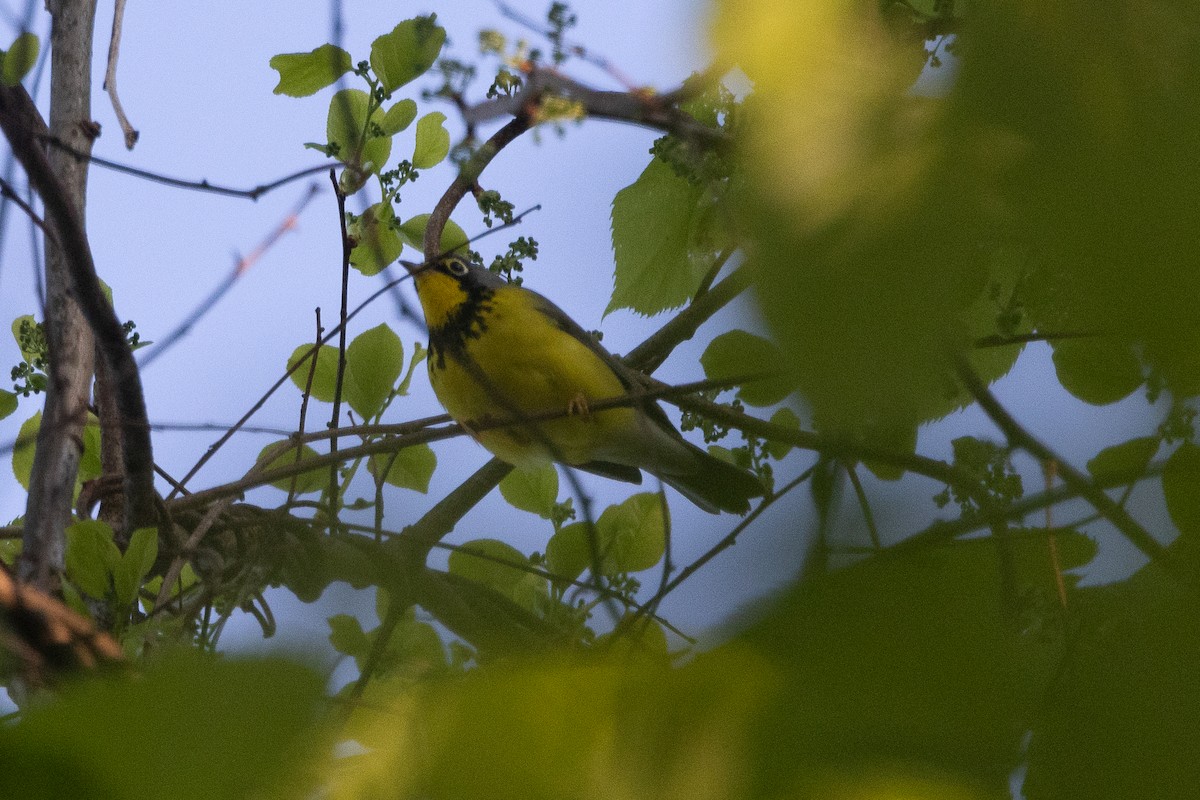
[326,88,392,173]
[370,15,446,94]
[765,407,801,459]
[0,388,18,420]
[498,463,559,518]
[397,213,469,255]
[0,536,21,567]
[79,415,102,483]
[596,614,669,659]
[350,202,403,276]
[12,313,40,360]
[343,323,404,419]
[6,652,325,800]
[367,444,437,492]
[1087,436,1159,484]
[397,342,427,395]
[269,44,352,97]
[0,32,39,86]
[862,425,918,482]
[65,520,121,599]
[1163,442,1200,535]
[595,492,666,574]
[256,442,326,495]
[142,563,198,613]
[545,522,590,583]
[608,157,708,316]
[287,343,340,402]
[114,526,159,608]
[11,411,38,490]
[700,329,792,406]
[1051,338,1144,406]
[328,614,370,659]
[412,111,450,169]
[448,539,543,606]
[380,99,418,135]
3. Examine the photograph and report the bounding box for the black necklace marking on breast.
[427,282,496,371]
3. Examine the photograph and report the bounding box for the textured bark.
[18,0,99,589]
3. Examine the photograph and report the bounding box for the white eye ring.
[446,260,469,276]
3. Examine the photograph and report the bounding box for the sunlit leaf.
[498,463,558,518]
[0,32,39,86]
[344,323,404,419]
[269,44,352,97]
[114,526,159,609]
[545,521,590,583]
[256,442,326,495]
[380,99,418,135]
[396,214,469,255]
[608,157,708,316]
[412,111,450,169]
[287,343,340,402]
[326,88,391,174]
[369,15,445,94]
[595,492,665,574]
[349,202,403,276]
[368,444,436,492]
[11,411,38,490]
[65,520,120,599]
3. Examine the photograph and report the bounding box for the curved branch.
[424,114,530,260]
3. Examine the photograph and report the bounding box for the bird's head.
[400,253,505,330]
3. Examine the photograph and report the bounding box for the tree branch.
[463,68,728,152]
[6,1,99,588]
[954,357,1190,589]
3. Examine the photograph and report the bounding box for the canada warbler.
[402,253,764,514]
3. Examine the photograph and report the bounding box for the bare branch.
[463,69,728,152]
[7,1,101,589]
[102,0,137,149]
[40,135,334,199]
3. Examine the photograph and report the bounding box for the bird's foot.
[567,393,591,419]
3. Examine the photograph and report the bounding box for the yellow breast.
[424,281,634,467]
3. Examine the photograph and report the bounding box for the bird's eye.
[446,260,469,277]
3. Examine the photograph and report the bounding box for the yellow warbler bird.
[402,253,764,514]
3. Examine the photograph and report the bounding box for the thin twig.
[494,0,639,89]
[166,270,418,497]
[328,170,352,509]
[637,466,817,617]
[102,0,138,149]
[39,135,333,199]
[139,183,321,369]
[0,176,56,244]
[845,462,882,550]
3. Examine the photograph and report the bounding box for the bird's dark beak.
[399,260,422,276]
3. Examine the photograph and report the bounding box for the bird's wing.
[526,289,684,438]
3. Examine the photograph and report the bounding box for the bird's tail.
[658,443,765,515]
